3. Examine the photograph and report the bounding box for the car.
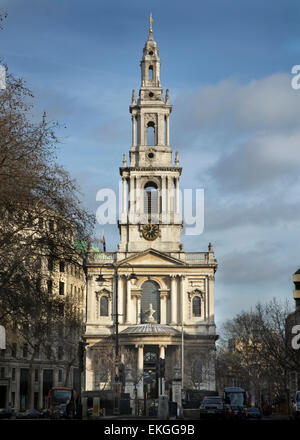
[200,396,224,419]
[16,408,43,419]
[246,407,262,419]
[40,408,50,418]
[0,408,13,419]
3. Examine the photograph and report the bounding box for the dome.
[120,323,180,335]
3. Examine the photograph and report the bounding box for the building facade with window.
[0,228,86,411]
[84,27,218,405]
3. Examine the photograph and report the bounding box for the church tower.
[118,24,182,253]
[85,18,218,406]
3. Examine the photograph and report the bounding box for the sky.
[1,0,300,328]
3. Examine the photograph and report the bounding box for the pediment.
[118,249,186,266]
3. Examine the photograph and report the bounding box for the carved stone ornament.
[187,289,204,303]
[144,303,156,323]
[95,288,112,301]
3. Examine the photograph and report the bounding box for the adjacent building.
[0,216,86,411]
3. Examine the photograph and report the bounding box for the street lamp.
[95,273,106,283]
[96,262,138,414]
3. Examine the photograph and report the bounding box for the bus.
[48,386,77,419]
[223,387,248,418]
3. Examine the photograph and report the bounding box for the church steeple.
[118,20,183,254]
[129,23,172,168]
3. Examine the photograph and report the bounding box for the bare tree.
[217,298,298,409]
[0,66,94,408]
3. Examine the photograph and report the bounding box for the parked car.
[16,408,43,419]
[0,408,13,419]
[246,407,262,419]
[200,396,224,419]
[40,408,50,418]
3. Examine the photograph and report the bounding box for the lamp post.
[95,262,138,414]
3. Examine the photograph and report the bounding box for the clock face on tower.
[141,224,159,241]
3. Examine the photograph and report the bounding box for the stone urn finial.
[165,88,169,104]
[132,89,136,104]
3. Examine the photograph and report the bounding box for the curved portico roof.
[120,323,181,336]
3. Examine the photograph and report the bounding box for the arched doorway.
[141,280,160,324]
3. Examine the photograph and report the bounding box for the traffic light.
[159,358,165,377]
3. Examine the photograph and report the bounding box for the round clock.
[142,224,159,241]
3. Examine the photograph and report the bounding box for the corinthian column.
[170,275,177,325]
[160,292,168,325]
[175,177,180,216]
[122,177,127,219]
[180,275,185,324]
[132,115,136,146]
[161,175,167,223]
[125,277,132,324]
[166,115,170,146]
[118,276,124,324]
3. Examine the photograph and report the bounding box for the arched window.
[147,121,155,146]
[141,280,160,323]
[149,66,153,80]
[100,296,109,316]
[192,296,201,317]
[144,182,159,215]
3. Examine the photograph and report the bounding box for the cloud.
[174,73,300,136]
[209,130,300,193]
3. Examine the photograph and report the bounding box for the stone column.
[38,368,43,410]
[208,275,215,323]
[175,177,180,216]
[166,115,170,146]
[135,178,141,220]
[137,345,144,399]
[161,175,167,223]
[86,276,93,322]
[180,275,185,324]
[29,368,35,408]
[136,293,142,324]
[125,277,132,324]
[140,113,144,145]
[129,176,135,220]
[170,275,177,325]
[159,345,166,395]
[132,115,136,146]
[158,114,164,145]
[122,177,127,218]
[167,176,174,215]
[15,367,20,411]
[160,292,167,325]
[118,276,124,324]
[85,349,93,391]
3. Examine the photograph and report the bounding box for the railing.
[87,251,116,263]
[186,252,208,263]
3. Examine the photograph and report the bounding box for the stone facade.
[0,229,85,411]
[84,28,218,406]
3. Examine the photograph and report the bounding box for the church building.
[84,21,218,408]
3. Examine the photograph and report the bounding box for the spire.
[149,12,154,38]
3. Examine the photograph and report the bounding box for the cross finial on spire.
[149,12,154,37]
